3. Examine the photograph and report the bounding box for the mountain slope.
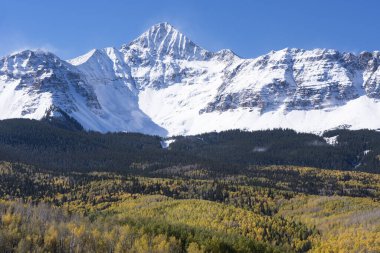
[1,22,380,136]
[68,47,167,135]
[0,50,99,120]
[1,119,380,173]
[0,49,166,135]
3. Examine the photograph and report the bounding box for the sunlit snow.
[1,23,380,137]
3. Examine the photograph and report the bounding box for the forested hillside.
[0,119,380,173]
[0,162,379,252]
[0,120,379,252]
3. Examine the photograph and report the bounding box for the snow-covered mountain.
[1,22,380,136]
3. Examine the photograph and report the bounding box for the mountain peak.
[122,22,210,61]
[149,22,175,32]
[68,48,101,66]
[141,22,181,42]
[4,49,58,61]
[1,49,68,77]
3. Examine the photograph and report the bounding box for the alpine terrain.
[1,22,380,136]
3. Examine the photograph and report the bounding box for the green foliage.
[278,195,380,252]
[102,195,314,252]
[241,166,380,199]
[1,162,379,252]
[0,162,318,252]
[0,119,379,252]
[0,119,380,173]
[0,119,164,172]
[0,200,184,253]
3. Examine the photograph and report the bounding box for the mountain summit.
[1,23,380,136]
[122,22,210,61]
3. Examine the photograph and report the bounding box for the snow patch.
[160,139,176,149]
[324,136,339,146]
[252,146,268,152]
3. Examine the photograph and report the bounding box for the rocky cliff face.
[203,48,380,113]
[0,50,100,118]
[1,23,380,136]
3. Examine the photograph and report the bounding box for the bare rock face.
[120,22,212,89]
[1,23,380,136]
[0,50,100,118]
[202,48,380,113]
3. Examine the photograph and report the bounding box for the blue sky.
[1,0,379,59]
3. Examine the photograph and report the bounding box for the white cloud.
[0,31,59,57]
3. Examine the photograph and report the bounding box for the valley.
[0,120,378,252]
